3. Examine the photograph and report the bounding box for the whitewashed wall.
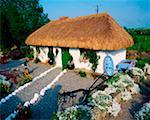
[69,48,126,73]
[30,46,37,61]
[38,47,49,63]
[53,47,62,67]
[69,49,92,70]
[96,49,126,73]
[31,46,126,73]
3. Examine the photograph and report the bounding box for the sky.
[40,0,150,28]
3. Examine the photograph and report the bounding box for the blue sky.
[40,0,150,28]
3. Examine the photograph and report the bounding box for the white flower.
[130,84,140,94]
[108,99,121,117]
[144,63,150,75]
[121,89,132,101]
[132,67,145,76]
[92,91,113,110]
[57,105,93,120]
[104,85,117,94]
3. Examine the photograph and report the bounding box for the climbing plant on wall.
[61,48,73,70]
[86,50,100,72]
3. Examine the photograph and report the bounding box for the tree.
[0,0,50,51]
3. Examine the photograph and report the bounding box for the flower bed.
[89,73,140,117]
[0,74,11,99]
[54,105,93,120]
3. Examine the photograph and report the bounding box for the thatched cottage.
[25,13,133,75]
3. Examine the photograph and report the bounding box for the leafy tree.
[0,0,50,51]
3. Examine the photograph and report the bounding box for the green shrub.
[51,113,59,120]
[136,58,150,69]
[61,48,73,70]
[128,35,150,52]
[106,74,119,84]
[86,50,100,72]
[79,71,86,77]
[19,75,32,86]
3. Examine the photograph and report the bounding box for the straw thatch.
[25,13,133,50]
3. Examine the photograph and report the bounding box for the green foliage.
[0,0,49,51]
[56,106,92,120]
[19,75,32,86]
[0,83,10,95]
[20,46,33,58]
[51,113,59,120]
[136,58,150,69]
[128,35,150,52]
[61,48,73,70]
[126,28,150,35]
[79,71,87,77]
[86,50,100,71]
[126,28,150,52]
[106,74,119,85]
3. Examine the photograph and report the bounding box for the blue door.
[103,55,114,76]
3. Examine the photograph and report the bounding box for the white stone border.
[0,66,57,105]
[5,70,67,120]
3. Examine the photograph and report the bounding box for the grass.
[128,35,150,52]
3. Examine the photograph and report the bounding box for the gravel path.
[0,65,61,119]
[30,70,97,120]
[57,70,95,92]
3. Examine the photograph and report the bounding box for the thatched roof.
[25,13,133,50]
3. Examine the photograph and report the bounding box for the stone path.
[0,62,61,119]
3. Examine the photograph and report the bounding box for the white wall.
[69,48,92,70]
[69,48,126,73]
[53,47,62,67]
[30,46,37,61]
[31,46,126,73]
[96,49,126,73]
[39,47,49,63]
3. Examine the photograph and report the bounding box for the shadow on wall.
[31,85,62,120]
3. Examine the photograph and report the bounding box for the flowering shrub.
[134,101,150,120]
[121,89,132,101]
[91,74,140,117]
[56,105,93,120]
[0,74,11,96]
[92,91,113,111]
[144,63,150,75]
[108,99,121,117]
[105,74,140,94]
[19,74,32,86]
[131,67,145,77]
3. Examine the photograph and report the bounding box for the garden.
[0,46,34,100]
[52,62,150,120]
